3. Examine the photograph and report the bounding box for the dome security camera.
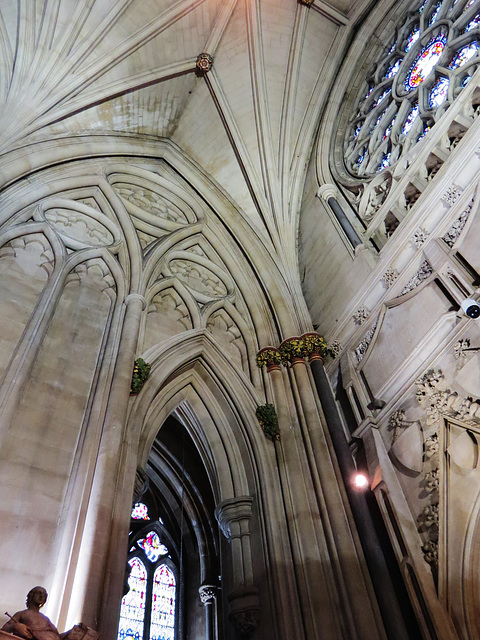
[461,298,480,319]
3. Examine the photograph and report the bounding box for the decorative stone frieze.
[354,318,378,363]
[411,227,429,248]
[442,199,473,247]
[424,432,439,459]
[353,305,370,325]
[400,260,433,296]
[415,369,445,401]
[196,53,213,74]
[441,185,462,206]
[381,268,399,288]
[199,584,217,605]
[422,540,438,568]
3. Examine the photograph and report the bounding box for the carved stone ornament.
[353,305,370,325]
[199,585,217,605]
[329,340,342,359]
[215,496,254,541]
[381,268,399,288]
[229,610,259,638]
[298,0,314,5]
[441,185,462,206]
[411,227,429,248]
[196,53,213,73]
[400,260,433,296]
[454,338,471,359]
[355,318,378,363]
[422,540,438,567]
[442,199,473,248]
[416,367,480,425]
[424,468,439,493]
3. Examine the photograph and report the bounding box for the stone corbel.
[215,497,260,638]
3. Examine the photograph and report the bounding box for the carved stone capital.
[229,610,259,638]
[317,183,338,202]
[256,347,282,371]
[199,584,217,605]
[215,496,254,541]
[228,586,260,639]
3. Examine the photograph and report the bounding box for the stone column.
[199,584,217,640]
[317,183,362,248]
[256,346,343,640]
[304,335,411,640]
[69,293,146,634]
[215,496,260,638]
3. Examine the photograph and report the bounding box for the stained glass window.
[404,35,447,90]
[132,503,150,520]
[343,0,480,180]
[429,77,450,107]
[138,531,169,563]
[150,566,176,640]
[402,103,419,134]
[405,27,421,51]
[118,520,178,640]
[118,558,147,640]
[448,41,479,68]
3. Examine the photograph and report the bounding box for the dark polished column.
[309,352,411,640]
[318,184,362,248]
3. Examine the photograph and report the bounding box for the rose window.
[344,0,480,179]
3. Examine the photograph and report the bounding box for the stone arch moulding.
[130,331,268,494]
[36,197,123,252]
[105,163,206,229]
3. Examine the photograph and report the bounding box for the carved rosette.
[256,347,282,372]
[199,584,217,606]
[196,53,213,74]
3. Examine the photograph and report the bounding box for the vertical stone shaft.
[71,293,145,631]
[267,363,343,640]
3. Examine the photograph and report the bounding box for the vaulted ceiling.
[0,0,370,270]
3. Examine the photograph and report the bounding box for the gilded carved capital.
[256,347,281,371]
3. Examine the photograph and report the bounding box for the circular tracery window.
[344,0,480,179]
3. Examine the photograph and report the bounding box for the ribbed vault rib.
[204,69,280,249]
[245,0,282,241]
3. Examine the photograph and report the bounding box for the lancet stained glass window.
[344,0,480,179]
[117,524,177,640]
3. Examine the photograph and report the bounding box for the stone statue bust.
[2,587,85,640]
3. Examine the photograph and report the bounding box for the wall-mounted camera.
[461,298,480,319]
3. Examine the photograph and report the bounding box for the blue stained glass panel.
[150,565,176,640]
[118,558,147,640]
[405,28,420,52]
[373,88,391,107]
[385,59,401,78]
[464,14,480,30]
[429,77,450,106]
[429,1,443,23]
[402,103,419,134]
[378,152,392,170]
[448,41,479,68]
